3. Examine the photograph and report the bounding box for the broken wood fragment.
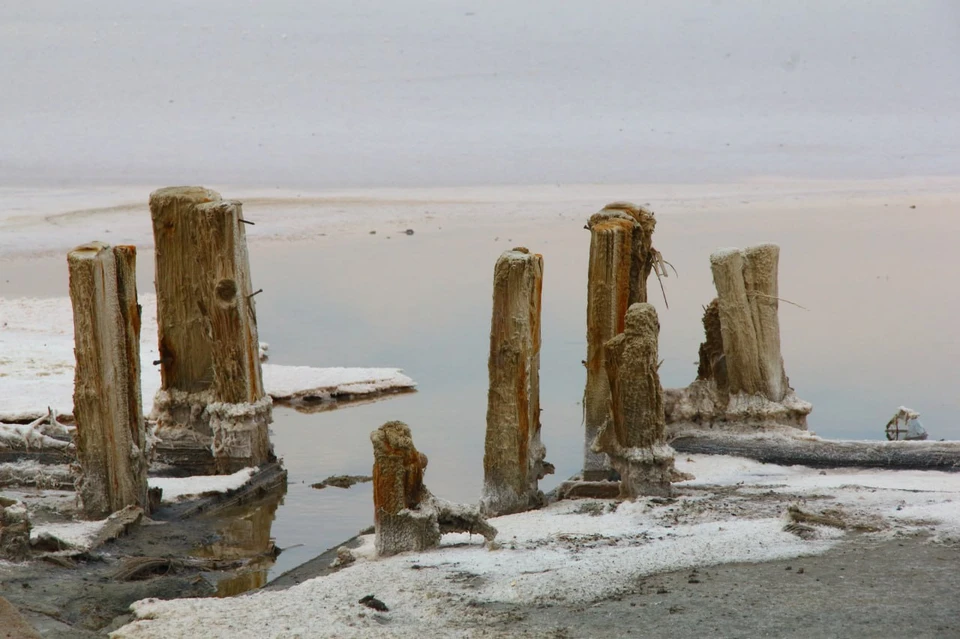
[372,421,496,556]
[482,248,553,516]
[584,203,658,480]
[149,187,272,473]
[68,242,150,518]
[593,303,684,497]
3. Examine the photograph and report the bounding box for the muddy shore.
[468,534,960,638]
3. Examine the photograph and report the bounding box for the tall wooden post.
[583,203,656,480]
[709,244,787,402]
[482,248,552,516]
[149,187,270,473]
[68,242,149,517]
[593,303,679,498]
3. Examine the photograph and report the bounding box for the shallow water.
[2,199,959,581]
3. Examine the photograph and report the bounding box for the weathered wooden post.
[68,242,150,517]
[149,187,271,474]
[593,303,682,497]
[482,248,553,516]
[372,421,496,557]
[583,202,656,480]
[709,244,787,401]
[665,243,809,432]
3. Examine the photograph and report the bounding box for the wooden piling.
[583,203,656,480]
[68,242,149,517]
[593,303,679,498]
[482,248,553,516]
[709,248,763,396]
[149,187,271,473]
[742,244,788,402]
[709,244,787,401]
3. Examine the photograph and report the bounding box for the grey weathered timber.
[149,187,271,473]
[583,203,656,479]
[372,421,496,557]
[666,244,810,431]
[481,248,553,516]
[68,242,150,518]
[710,244,788,401]
[593,303,680,497]
[671,432,960,472]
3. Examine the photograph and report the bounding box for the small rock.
[404,229,414,235]
[369,230,377,235]
[797,567,805,574]
[359,595,389,612]
[332,546,356,568]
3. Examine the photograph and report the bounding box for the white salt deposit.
[112,455,960,638]
[31,519,107,552]
[0,295,416,422]
[148,468,257,503]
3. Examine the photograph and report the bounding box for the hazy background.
[2,0,959,187]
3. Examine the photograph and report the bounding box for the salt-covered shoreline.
[110,454,960,638]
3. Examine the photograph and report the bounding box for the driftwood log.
[68,242,150,518]
[671,432,960,472]
[150,186,271,473]
[482,248,553,516]
[372,421,496,556]
[583,203,657,480]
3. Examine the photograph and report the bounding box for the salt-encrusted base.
[151,389,273,474]
[608,443,690,499]
[665,380,812,433]
[376,492,497,557]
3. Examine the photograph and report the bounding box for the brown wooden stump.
[149,187,271,473]
[584,203,656,480]
[372,421,496,557]
[482,248,553,516]
[593,303,682,497]
[68,242,150,517]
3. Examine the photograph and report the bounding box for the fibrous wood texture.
[482,248,553,516]
[68,242,149,518]
[583,203,656,479]
[372,421,496,557]
[709,244,787,401]
[593,303,679,498]
[149,187,270,473]
[668,243,809,431]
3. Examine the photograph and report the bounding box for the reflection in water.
[192,482,286,597]
[283,388,418,415]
